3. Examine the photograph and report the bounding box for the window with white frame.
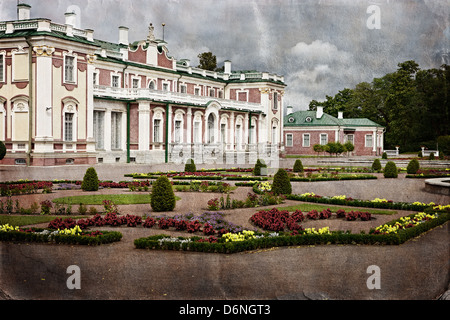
[64,113,74,141]
[345,134,354,144]
[93,110,105,149]
[64,55,75,83]
[320,133,328,145]
[365,134,373,148]
[111,112,122,149]
[286,133,293,147]
[132,78,140,88]
[162,82,169,91]
[174,120,181,143]
[221,123,226,144]
[193,121,200,143]
[303,133,310,147]
[180,84,186,94]
[153,119,161,143]
[207,113,215,143]
[112,75,120,88]
[273,92,278,110]
[93,71,98,86]
[0,52,4,83]
[148,80,156,90]
[209,88,215,97]
[194,87,200,96]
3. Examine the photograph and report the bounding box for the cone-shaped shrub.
[272,168,292,195]
[151,175,176,212]
[253,159,267,176]
[184,158,196,172]
[383,161,398,178]
[81,167,99,191]
[372,158,382,172]
[406,158,420,174]
[293,159,304,173]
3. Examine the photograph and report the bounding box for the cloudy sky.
[1,0,449,111]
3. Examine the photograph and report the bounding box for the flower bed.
[250,207,371,232]
[0,223,122,245]
[0,181,53,196]
[286,192,443,211]
[134,210,450,253]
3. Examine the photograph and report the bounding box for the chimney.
[286,106,293,115]
[17,3,31,20]
[65,11,76,27]
[338,111,343,119]
[316,106,323,119]
[224,60,231,74]
[119,26,129,45]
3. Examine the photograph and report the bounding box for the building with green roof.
[283,106,385,156]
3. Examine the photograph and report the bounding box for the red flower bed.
[143,217,156,228]
[306,210,319,220]
[202,223,216,235]
[319,209,332,219]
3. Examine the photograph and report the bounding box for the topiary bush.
[372,158,382,172]
[383,161,398,178]
[184,159,196,172]
[0,141,6,160]
[150,175,176,212]
[406,158,420,174]
[253,159,267,176]
[81,167,99,191]
[272,168,292,195]
[293,159,304,173]
[382,152,388,159]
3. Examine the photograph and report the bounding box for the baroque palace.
[0,3,286,166]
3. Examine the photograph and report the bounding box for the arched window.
[207,113,215,144]
[148,80,156,90]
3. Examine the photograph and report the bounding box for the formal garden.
[0,157,449,253]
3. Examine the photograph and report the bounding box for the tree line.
[308,61,450,154]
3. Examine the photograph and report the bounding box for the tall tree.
[197,52,217,71]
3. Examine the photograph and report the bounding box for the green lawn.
[0,215,84,227]
[52,193,180,205]
[276,203,397,215]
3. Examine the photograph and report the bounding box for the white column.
[104,109,111,151]
[34,49,54,152]
[186,107,192,143]
[86,57,96,152]
[244,113,249,147]
[138,101,150,151]
[373,129,377,152]
[229,112,235,149]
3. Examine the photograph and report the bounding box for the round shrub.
[81,167,99,191]
[272,168,292,195]
[382,152,388,159]
[150,175,176,212]
[184,159,196,172]
[383,161,398,178]
[0,141,6,160]
[293,159,304,173]
[406,158,420,174]
[371,158,382,172]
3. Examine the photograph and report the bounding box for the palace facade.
[0,4,286,166]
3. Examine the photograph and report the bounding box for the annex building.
[0,3,286,166]
[283,106,385,156]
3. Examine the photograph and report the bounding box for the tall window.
[286,134,293,147]
[132,78,139,88]
[193,121,200,143]
[207,114,215,143]
[221,123,226,144]
[148,80,156,90]
[236,124,242,148]
[320,133,328,145]
[154,119,161,143]
[64,113,74,141]
[64,56,75,83]
[303,133,310,147]
[273,92,278,110]
[93,111,105,149]
[0,53,4,82]
[111,112,122,149]
[112,75,120,88]
[365,134,373,148]
[174,120,181,143]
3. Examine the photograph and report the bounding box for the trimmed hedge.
[150,175,176,212]
[0,228,122,245]
[384,161,398,178]
[289,174,377,182]
[134,211,449,253]
[272,169,292,195]
[81,167,99,191]
[285,193,435,211]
